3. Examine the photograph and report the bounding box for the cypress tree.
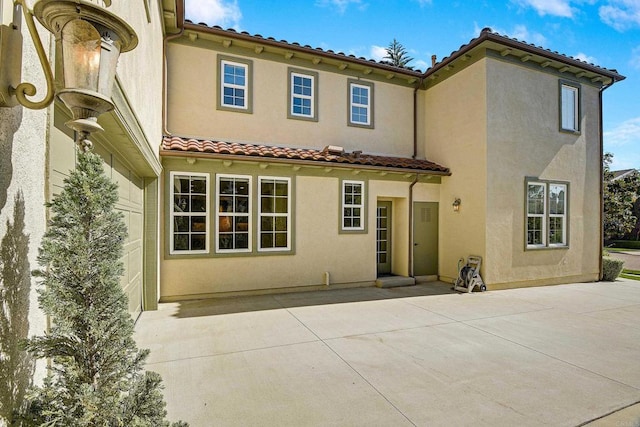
[21,150,186,426]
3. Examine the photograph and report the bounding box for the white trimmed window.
[216,175,251,252]
[291,73,314,118]
[348,79,374,128]
[259,177,291,251]
[342,180,365,231]
[221,59,248,110]
[526,180,568,248]
[170,172,209,254]
[560,83,579,132]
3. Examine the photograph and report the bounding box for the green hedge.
[602,257,625,281]
[609,240,640,249]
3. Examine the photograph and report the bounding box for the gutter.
[162,0,186,136]
[413,77,424,159]
[599,82,613,280]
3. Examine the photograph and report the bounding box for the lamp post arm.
[11,0,55,110]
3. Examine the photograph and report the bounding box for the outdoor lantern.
[0,0,137,143]
[453,198,461,212]
[34,0,138,136]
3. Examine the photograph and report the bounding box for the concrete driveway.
[135,280,640,426]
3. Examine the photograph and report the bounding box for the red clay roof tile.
[161,136,450,175]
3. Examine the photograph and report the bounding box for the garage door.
[49,128,145,321]
[111,157,144,320]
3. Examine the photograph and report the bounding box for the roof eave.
[160,149,451,176]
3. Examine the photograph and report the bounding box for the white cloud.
[599,0,640,31]
[415,0,433,5]
[370,45,387,61]
[315,0,363,14]
[414,59,430,71]
[573,52,598,64]
[514,0,575,17]
[185,0,242,28]
[604,117,640,147]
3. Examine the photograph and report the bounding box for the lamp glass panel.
[94,23,122,98]
[61,19,101,91]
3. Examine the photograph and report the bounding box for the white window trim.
[350,83,371,126]
[526,180,569,249]
[548,183,567,247]
[290,72,314,119]
[170,172,210,255]
[342,180,365,231]
[258,176,291,252]
[221,60,249,110]
[561,83,579,132]
[216,174,252,253]
[526,182,547,249]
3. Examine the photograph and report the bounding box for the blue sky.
[185,0,640,171]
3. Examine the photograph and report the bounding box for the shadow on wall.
[0,107,22,215]
[0,192,34,423]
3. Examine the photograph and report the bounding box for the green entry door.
[376,201,392,275]
[413,202,438,276]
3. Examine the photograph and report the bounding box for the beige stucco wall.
[160,156,440,299]
[107,0,164,157]
[166,41,415,157]
[0,2,52,416]
[484,57,601,286]
[422,59,488,282]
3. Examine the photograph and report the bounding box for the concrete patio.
[135,280,640,426]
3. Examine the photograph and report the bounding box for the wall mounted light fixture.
[452,198,461,212]
[0,0,137,147]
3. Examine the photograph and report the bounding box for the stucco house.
[159,5,624,301]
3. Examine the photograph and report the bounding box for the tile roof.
[162,136,450,175]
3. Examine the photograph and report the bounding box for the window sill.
[526,245,569,251]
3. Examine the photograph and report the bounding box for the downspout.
[412,77,424,159]
[162,1,186,136]
[408,174,419,277]
[599,81,613,280]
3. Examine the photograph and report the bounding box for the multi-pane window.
[222,61,247,108]
[291,73,313,117]
[526,180,568,248]
[348,79,374,128]
[342,180,365,231]
[218,56,252,113]
[171,172,209,254]
[560,83,579,132]
[217,175,251,252]
[259,177,291,251]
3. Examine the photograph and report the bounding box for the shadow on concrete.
[0,192,35,423]
[173,281,456,318]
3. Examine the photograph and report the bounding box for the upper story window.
[217,56,253,113]
[170,172,209,254]
[342,180,365,232]
[348,79,374,129]
[526,179,568,249]
[216,175,251,253]
[288,68,318,121]
[560,81,580,132]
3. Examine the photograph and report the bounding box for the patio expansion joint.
[403,298,553,322]
[461,320,640,393]
[284,307,418,427]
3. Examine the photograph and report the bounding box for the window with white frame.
[218,56,252,112]
[170,172,209,254]
[289,69,317,120]
[560,82,579,132]
[526,180,568,248]
[216,175,251,252]
[259,177,291,251]
[348,79,373,128]
[342,180,365,231]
